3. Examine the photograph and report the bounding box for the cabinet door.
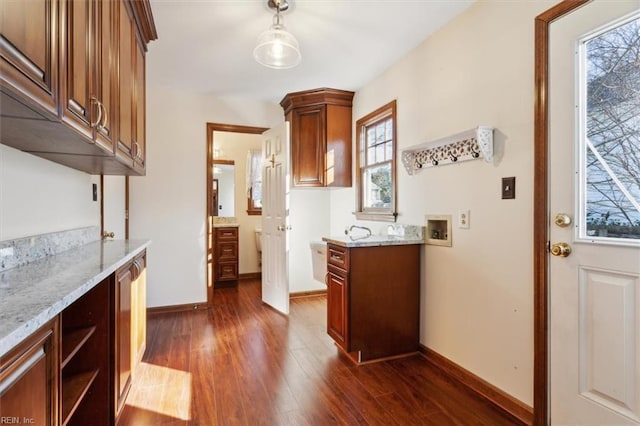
[0,0,58,117]
[0,320,57,426]
[60,0,94,139]
[290,105,326,187]
[94,0,117,153]
[116,0,135,165]
[132,36,146,172]
[131,253,146,371]
[327,268,348,350]
[115,263,132,415]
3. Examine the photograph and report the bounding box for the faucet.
[346,225,372,237]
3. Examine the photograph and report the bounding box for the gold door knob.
[554,213,572,228]
[550,242,571,257]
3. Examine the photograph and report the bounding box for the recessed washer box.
[425,215,452,247]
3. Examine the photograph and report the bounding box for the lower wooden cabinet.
[327,266,348,349]
[61,278,112,425]
[0,319,58,426]
[214,227,239,287]
[0,249,147,425]
[115,263,133,417]
[115,250,147,421]
[326,243,421,363]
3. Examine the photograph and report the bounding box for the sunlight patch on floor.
[126,362,192,421]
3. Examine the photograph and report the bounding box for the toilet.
[310,241,327,284]
[255,228,262,267]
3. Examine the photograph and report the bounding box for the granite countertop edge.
[322,235,425,248]
[0,239,150,358]
[213,223,239,228]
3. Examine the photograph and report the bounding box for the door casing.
[533,1,591,424]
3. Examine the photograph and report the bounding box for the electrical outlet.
[458,210,470,229]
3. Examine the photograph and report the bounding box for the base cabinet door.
[327,267,348,350]
[0,320,58,426]
[115,263,132,417]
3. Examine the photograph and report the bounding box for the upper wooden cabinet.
[0,0,157,175]
[0,0,59,117]
[60,0,116,152]
[280,88,354,187]
[116,2,147,172]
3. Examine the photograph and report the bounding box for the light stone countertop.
[0,239,150,357]
[213,223,239,228]
[322,235,425,248]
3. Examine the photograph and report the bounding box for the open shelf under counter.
[62,369,99,426]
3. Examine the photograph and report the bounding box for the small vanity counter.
[322,225,424,364]
[322,234,424,248]
[0,239,150,357]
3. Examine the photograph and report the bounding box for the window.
[355,100,397,222]
[246,149,262,215]
[579,13,640,243]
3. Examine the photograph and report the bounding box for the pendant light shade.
[254,0,301,69]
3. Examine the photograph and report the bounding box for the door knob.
[554,213,572,227]
[550,242,571,257]
[277,225,285,231]
[102,231,115,239]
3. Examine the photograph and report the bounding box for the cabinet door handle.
[100,101,108,130]
[90,97,103,128]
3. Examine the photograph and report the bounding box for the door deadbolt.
[554,213,572,228]
[550,242,571,257]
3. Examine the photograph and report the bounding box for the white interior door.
[102,176,127,239]
[261,122,290,314]
[549,2,640,424]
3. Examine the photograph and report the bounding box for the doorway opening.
[206,123,268,307]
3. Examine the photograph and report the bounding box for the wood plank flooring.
[119,279,521,425]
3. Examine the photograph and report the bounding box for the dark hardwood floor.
[119,279,520,425]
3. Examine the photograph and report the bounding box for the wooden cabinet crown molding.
[280,87,355,115]
[127,0,158,48]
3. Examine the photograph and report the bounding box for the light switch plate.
[458,210,470,229]
[502,177,516,199]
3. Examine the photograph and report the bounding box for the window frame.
[355,100,398,222]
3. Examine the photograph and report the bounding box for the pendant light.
[254,0,301,69]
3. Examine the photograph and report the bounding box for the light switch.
[458,210,470,229]
[502,177,516,199]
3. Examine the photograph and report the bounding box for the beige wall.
[130,86,282,308]
[0,144,100,241]
[330,0,556,405]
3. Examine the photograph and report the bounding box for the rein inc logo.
[0,418,35,424]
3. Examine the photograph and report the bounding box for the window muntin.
[578,13,640,244]
[356,100,397,221]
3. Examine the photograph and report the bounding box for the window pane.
[385,120,393,141]
[376,143,385,163]
[376,123,385,143]
[367,147,375,165]
[363,163,392,209]
[385,141,393,161]
[583,16,640,241]
[367,128,376,147]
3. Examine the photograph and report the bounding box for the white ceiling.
[147,0,474,103]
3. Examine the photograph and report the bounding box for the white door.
[102,176,127,239]
[261,122,290,314]
[549,2,640,424]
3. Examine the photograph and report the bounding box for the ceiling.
[147,0,475,103]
